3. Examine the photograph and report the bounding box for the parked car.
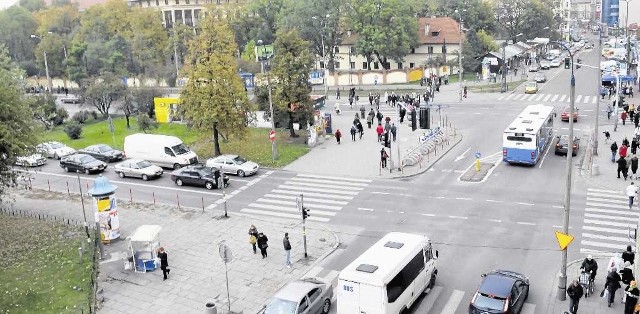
[79,144,124,162]
[60,95,82,104]
[37,141,76,159]
[259,278,333,314]
[124,133,198,169]
[60,154,107,174]
[469,270,530,314]
[15,154,47,167]
[534,73,547,83]
[205,154,259,177]
[114,159,163,181]
[554,135,580,156]
[528,64,540,72]
[550,58,562,68]
[524,82,538,94]
[170,165,229,190]
[539,60,551,69]
[561,106,579,122]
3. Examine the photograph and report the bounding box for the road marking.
[576,95,583,103]
[357,207,374,211]
[581,240,629,250]
[559,95,567,102]
[583,96,591,104]
[296,173,371,183]
[455,197,472,200]
[582,233,632,242]
[505,94,516,100]
[585,213,637,222]
[240,208,330,222]
[553,205,564,209]
[248,203,337,216]
[278,185,359,195]
[584,219,635,228]
[517,222,536,225]
[489,219,502,222]
[287,181,364,191]
[417,285,442,313]
[448,216,468,219]
[289,177,369,187]
[454,148,471,162]
[583,225,631,235]
[257,198,342,210]
[586,202,631,210]
[432,196,446,199]
[543,94,552,101]
[440,289,465,314]
[263,194,348,205]
[517,202,535,206]
[485,199,503,203]
[592,98,597,104]
[272,189,353,200]
[422,213,435,217]
[585,207,638,216]
[371,191,392,195]
[588,187,623,194]
[551,94,559,102]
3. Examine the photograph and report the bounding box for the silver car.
[114,159,163,181]
[15,154,47,167]
[205,154,259,177]
[260,278,332,314]
[37,141,76,159]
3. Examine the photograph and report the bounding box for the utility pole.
[258,40,278,161]
[455,10,464,102]
[299,194,308,258]
[594,26,602,156]
[501,43,507,93]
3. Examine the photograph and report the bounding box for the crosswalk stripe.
[521,303,536,314]
[581,240,629,250]
[441,289,465,314]
[296,173,372,183]
[592,98,597,104]
[585,213,638,222]
[580,248,617,255]
[263,194,348,205]
[285,181,364,191]
[586,197,628,205]
[585,207,640,216]
[248,203,337,216]
[583,96,591,104]
[522,94,532,101]
[416,285,443,313]
[498,95,506,100]
[552,94,559,102]
[576,95,583,103]
[241,208,330,222]
[272,189,354,200]
[584,225,631,235]
[289,177,369,187]
[588,188,623,194]
[566,96,571,102]
[513,94,523,100]
[278,185,360,195]
[584,219,635,228]
[582,232,633,242]
[506,94,516,100]
[543,94,552,101]
[536,94,546,101]
[586,202,631,210]
[256,198,342,210]
[588,192,625,198]
[559,95,567,102]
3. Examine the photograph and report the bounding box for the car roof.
[272,279,324,302]
[479,274,515,298]
[123,159,145,164]
[216,154,239,159]
[87,144,110,149]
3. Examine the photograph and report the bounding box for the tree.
[129,87,162,117]
[137,114,158,133]
[269,29,314,137]
[0,6,38,74]
[180,16,253,157]
[19,0,45,12]
[28,93,58,129]
[461,29,498,72]
[347,0,418,70]
[125,8,169,79]
[81,73,126,116]
[0,46,39,198]
[519,0,557,40]
[496,0,528,43]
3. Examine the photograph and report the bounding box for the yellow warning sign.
[555,231,574,250]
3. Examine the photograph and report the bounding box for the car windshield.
[473,293,506,312]
[80,156,96,164]
[97,145,112,152]
[137,161,153,168]
[172,143,189,155]
[263,298,297,314]
[51,142,64,149]
[526,82,536,88]
[233,156,247,165]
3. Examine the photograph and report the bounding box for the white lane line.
[587,197,628,205]
[240,208,330,222]
[586,202,631,210]
[583,226,630,235]
[296,173,371,183]
[553,205,564,209]
[257,198,342,210]
[263,194,348,205]
[553,225,574,229]
[505,94,515,100]
[512,94,523,100]
[277,185,359,195]
[440,289,465,314]
[455,197,472,200]
[422,213,435,217]
[543,94,552,101]
[498,95,506,100]
[589,187,622,194]
[358,207,374,211]
[486,199,503,203]
[588,192,626,198]
[490,219,502,223]
[449,216,468,219]
[517,222,536,226]
[559,95,567,102]
[286,181,364,191]
[583,96,591,104]
[248,203,337,216]
[581,240,628,250]
[576,95,583,103]
[272,189,353,200]
[289,177,369,187]
[585,213,637,222]
[592,98,597,104]
[517,202,535,206]
[582,233,632,243]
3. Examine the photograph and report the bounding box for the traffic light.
[564,58,570,69]
[619,95,626,108]
[302,207,309,220]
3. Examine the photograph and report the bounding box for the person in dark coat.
[624,137,631,147]
[376,110,383,124]
[624,281,639,314]
[350,125,357,141]
[618,157,628,179]
[283,232,292,268]
[632,139,639,155]
[567,280,583,314]
[334,129,342,144]
[620,261,634,286]
[360,105,366,119]
[612,142,619,162]
[367,109,375,128]
[248,224,259,254]
[380,148,388,168]
[157,247,170,280]
[356,121,364,139]
[632,155,639,180]
[605,268,622,307]
[390,123,397,142]
[623,245,635,265]
[399,106,407,123]
[580,255,598,282]
[257,232,269,258]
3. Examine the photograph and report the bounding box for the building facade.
[601,0,620,26]
[126,0,245,28]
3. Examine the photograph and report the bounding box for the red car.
[561,106,579,122]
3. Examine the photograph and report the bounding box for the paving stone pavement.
[4,190,338,314]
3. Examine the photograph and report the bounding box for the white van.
[337,232,438,314]
[123,134,198,169]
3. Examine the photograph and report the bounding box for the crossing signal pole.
[299,194,309,258]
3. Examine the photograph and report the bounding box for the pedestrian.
[602,86,608,99]
[604,130,611,143]
[335,129,342,144]
[349,96,354,109]
[627,182,638,208]
[567,280,583,314]
[283,232,292,268]
[624,281,639,314]
[618,156,628,179]
[376,123,384,142]
[623,245,635,265]
[612,141,619,162]
[625,155,632,180]
[157,247,170,280]
[399,106,407,123]
[623,111,628,125]
[376,110,383,124]
[621,143,629,158]
[353,113,360,125]
[635,114,639,128]
[632,138,639,155]
[604,267,623,307]
[350,125,357,141]
[380,148,388,168]
[336,87,340,100]
[384,120,391,133]
[368,93,373,106]
[463,86,468,98]
[630,103,636,121]
[632,155,639,180]
[621,261,634,287]
[257,232,269,258]
[360,104,366,119]
[390,123,397,142]
[356,121,364,139]
[248,224,259,254]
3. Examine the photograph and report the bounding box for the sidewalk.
[5,189,338,314]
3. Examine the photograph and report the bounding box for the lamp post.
[348,30,353,85]
[257,39,278,161]
[30,34,53,94]
[455,9,466,102]
[594,25,603,156]
[552,40,576,301]
[312,15,330,98]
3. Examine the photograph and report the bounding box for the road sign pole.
[300,194,308,258]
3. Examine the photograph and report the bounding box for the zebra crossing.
[240,174,371,222]
[580,188,639,254]
[497,93,599,104]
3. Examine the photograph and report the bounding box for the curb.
[390,133,464,179]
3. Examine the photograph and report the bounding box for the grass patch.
[0,214,96,313]
[41,117,309,168]
[467,79,527,93]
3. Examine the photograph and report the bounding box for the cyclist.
[580,255,598,286]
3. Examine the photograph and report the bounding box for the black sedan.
[78,144,124,162]
[469,270,529,314]
[60,154,107,174]
[554,135,580,156]
[170,165,229,190]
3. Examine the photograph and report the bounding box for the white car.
[205,154,259,177]
[114,159,164,181]
[550,59,562,68]
[15,154,47,167]
[37,141,76,159]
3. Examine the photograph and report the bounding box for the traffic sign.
[475,152,481,159]
[269,130,276,142]
[218,242,233,263]
[554,231,574,250]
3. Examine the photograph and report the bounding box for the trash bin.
[591,163,599,176]
[204,301,217,314]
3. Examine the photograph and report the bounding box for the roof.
[341,17,461,46]
[504,104,554,134]
[128,225,161,242]
[338,232,431,286]
[479,273,515,298]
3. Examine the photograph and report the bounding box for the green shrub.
[72,111,89,124]
[52,107,68,126]
[137,114,158,133]
[63,122,83,139]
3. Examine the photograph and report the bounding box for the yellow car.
[524,81,538,94]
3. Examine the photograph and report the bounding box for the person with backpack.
[380,148,389,169]
[248,224,259,254]
[350,125,357,141]
[257,232,269,258]
[283,233,292,268]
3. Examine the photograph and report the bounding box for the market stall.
[125,225,162,273]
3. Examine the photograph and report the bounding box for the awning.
[602,75,635,83]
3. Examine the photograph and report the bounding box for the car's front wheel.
[84,169,90,175]
[173,163,182,170]
[205,182,214,190]
[118,172,125,178]
[175,179,183,186]
[237,170,245,177]
[142,174,149,181]
[321,299,331,314]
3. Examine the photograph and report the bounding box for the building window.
[362,62,368,69]
[320,61,325,69]
[164,0,168,4]
[156,0,159,5]
[428,46,434,54]
[442,46,447,54]
[397,63,403,69]
[350,62,355,69]
[410,63,415,68]
[334,47,340,54]
[186,0,189,3]
[350,46,355,54]
[410,48,415,54]
[373,62,379,69]
[334,62,340,69]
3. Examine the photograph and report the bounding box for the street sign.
[475,152,481,159]
[554,231,574,250]
[218,242,233,263]
[269,130,276,142]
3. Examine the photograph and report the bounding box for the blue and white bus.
[503,104,555,165]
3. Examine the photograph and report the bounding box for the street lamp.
[501,33,523,93]
[454,9,466,102]
[312,14,330,98]
[552,40,576,301]
[257,39,278,161]
[30,34,53,94]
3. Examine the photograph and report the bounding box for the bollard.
[152,192,156,206]
[86,182,89,190]
[66,181,70,195]
[129,188,133,203]
[176,194,180,209]
[47,179,51,191]
[201,197,205,213]
[78,247,83,264]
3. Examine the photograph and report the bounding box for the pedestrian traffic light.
[302,207,309,220]
[564,58,570,69]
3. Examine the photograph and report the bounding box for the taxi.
[524,81,538,94]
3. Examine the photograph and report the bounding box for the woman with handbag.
[248,225,258,254]
[604,268,622,307]
[257,232,269,259]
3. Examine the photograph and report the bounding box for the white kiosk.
[125,225,162,273]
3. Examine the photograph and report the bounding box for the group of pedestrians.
[611,138,640,180]
[248,224,292,267]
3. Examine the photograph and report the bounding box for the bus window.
[386,251,425,303]
[506,136,532,142]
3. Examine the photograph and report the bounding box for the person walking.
[604,268,622,307]
[622,111,628,125]
[625,155,632,180]
[631,103,637,120]
[350,125,357,141]
[283,232,292,268]
[380,148,388,169]
[360,105,366,119]
[632,155,639,180]
[623,245,635,265]
[607,104,613,120]
[248,224,259,254]
[612,142,619,162]
[620,261,635,288]
[463,86,468,98]
[157,247,170,281]
[567,280,583,314]
[390,123,397,142]
[367,109,375,129]
[376,123,384,142]
[605,130,612,143]
[618,156,628,179]
[632,139,639,155]
[336,87,341,100]
[335,129,342,144]
[257,232,269,258]
[627,182,638,209]
[399,106,407,123]
[376,110,383,125]
[621,143,629,159]
[624,281,639,314]
[634,113,639,128]
[356,120,364,139]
